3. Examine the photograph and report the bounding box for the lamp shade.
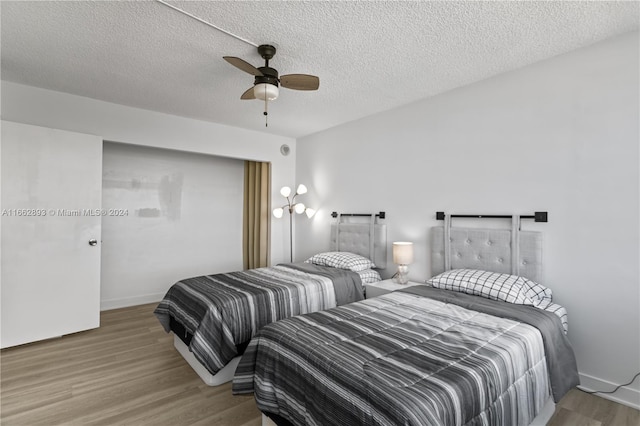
[393,242,414,265]
[254,83,279,101]
[272,207,284,218]
[294,203,306,214]
[296,184,308,195]
[280,186,291,197]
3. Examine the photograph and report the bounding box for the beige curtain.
[243,161,271,269]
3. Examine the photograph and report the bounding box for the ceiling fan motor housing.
[258,44,277,61]
[255,67,279,87]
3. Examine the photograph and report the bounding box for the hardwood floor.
[1,303,638,425]
[1,304,261,426]
[549,389,639,426]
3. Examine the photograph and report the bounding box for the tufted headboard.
[431,226,543,282]
[330,222,387,269]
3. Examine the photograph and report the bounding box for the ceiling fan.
[155,2,319,127]
[224,44,320,126]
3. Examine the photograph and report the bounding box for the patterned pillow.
[425,269,552,306]
[357,269,382,284]
[305,251,375,272]
[535,299,569,334]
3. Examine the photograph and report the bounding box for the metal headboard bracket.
[436,211,548,223]
[332,211,385,219]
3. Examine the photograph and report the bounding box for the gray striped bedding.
[154,263,364,375]
[233,286,579,426]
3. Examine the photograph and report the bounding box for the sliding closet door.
[1,121,102,348]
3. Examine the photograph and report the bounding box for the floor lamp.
[272,184,315,262]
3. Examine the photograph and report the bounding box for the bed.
[232,218,580,425]
[154,217,387,386]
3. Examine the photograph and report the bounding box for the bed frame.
[430,213,554,424]
[261,395,555,426]
[173,335,241,386]
[258,213,554,425]
[262,398,556,426]
[172,213,387,386]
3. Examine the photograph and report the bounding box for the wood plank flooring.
[549,388,639,426]
[1,304,261,426]
[2,303,638,425]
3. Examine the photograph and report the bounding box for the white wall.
[296,32,640,407]
[0,82,297,306]
[101,143,244,309]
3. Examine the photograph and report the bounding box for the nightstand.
[365,279,422,299]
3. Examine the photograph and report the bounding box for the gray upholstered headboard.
[330,223,387,269]
[431,226,543,282]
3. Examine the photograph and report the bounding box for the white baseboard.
[100,292,165,311]
[578,372,640,410]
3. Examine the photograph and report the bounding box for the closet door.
[1,121,102,348]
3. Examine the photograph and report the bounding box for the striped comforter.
[233,286,579,426]
[154,264,363,375]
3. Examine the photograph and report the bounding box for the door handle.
[88,239,98,246]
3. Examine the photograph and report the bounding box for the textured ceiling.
[1,1,638,138]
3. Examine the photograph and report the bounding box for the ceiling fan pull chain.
[264,97,268,127]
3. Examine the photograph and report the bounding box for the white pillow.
[357,269,382,284]
[426,269,552,306]
[305,251,375,272]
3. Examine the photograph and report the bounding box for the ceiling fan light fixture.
[254,83,279,101]
[223,44,318,126]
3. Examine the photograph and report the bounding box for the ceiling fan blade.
[240,86,256,100]
[280,74,320,91]
[223,56,263,76]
